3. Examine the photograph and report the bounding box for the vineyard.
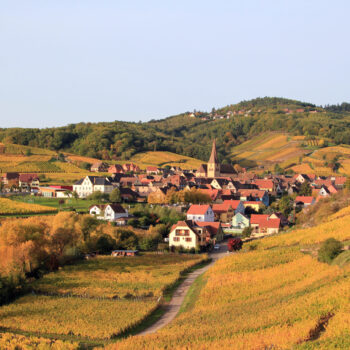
[0,254,206,341]
[0,197,57,215]
[130,151,203,170]
[0,333,79,350]
[108,208,350,350]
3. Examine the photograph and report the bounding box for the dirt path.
[138,245,228,336]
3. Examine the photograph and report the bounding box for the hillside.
[1,97,350,167]
[109,206,350,350]
[0,143,203,185]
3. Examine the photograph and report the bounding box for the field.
[130,151,202,170]
[0,254,207,341]
[0,143,202,186]
[230,133,308,169]
[110,208,350,350]
[287,144,350,176]
[0,333,79,350]
[12,196,98,213]
[0,197,57,215]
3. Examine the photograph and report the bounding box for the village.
[0,140,347,252]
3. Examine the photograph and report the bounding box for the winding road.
[138,243,228,335]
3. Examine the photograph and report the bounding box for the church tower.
[207,140,220,178]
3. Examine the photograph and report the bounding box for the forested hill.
[1,97,350,163]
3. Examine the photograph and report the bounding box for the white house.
[73,176,114,198]
[186,204,214,222]
[89,203,128,222]
[168,220,221,250]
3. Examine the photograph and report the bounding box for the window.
[173,237,180,242]
[185,238,192,242]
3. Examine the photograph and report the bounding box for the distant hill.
[1,97,350,167]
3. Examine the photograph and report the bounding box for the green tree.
[318,238,343,264]
[109,188,121,203]
[278,195,294,216]
[299,182,312,196]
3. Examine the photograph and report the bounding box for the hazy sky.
[1,1,349,128]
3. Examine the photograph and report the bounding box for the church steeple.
[208,139,219,164]
[207,139,220,178]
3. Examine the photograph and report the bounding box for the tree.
[318,238,343,263]
[87,191,109,202]
[72,191,79,201]
[278,195,294,216]
[114,229,138,250]
[109,188,121,203]
[299,182,312,196]
[241,227,252,238]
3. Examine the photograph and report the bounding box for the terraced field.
[130,151,202,170]
[231,133,308,168]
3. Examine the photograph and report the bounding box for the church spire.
[208,139,219,164]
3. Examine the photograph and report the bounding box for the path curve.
[138,244,228,336]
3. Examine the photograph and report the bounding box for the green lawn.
[12,196,97,213]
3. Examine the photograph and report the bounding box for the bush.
[241,227,253,238]
[228,238,243,252]
[318,238,343,263]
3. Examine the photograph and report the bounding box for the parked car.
[214,244,221,250]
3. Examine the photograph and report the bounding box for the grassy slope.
[109,206,350,350]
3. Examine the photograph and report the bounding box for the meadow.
[0,254,207,341]
[12,196,98,213]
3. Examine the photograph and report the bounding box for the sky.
[1,0,350,128]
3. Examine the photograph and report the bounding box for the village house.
[210,178,235,190]
[212,203,235,223]
[222,200,245,215]
[239,189,269,206]
[168,220,222,250]
[89,203,128,222]
[186,204,215,222]
[243,201,265,213]
[294,196,315,208]
[108,164,124,174]
[250,214,281,236]
[19,174,39,190]
[73,176,114,198]
[252,179,274,192]
[146,166,160,175]
[1,172,19,187]
[39,185,73,198]
[90,161,109,172]
[122,163,140,173]
[231,212,250,232]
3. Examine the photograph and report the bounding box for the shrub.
[228,238,243,252]
[241,227,253,238]
[318,238,343,263]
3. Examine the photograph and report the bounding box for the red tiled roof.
[187,204,211,215]
[253,179,274,189]
[195,221,220,236]
[334,177,346,185]
[250,214,280,229]
[239,189,266,198]
[19,173,38,182]
[222,200,242,209]
[212,203,233,213]
[295,196,314,204]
